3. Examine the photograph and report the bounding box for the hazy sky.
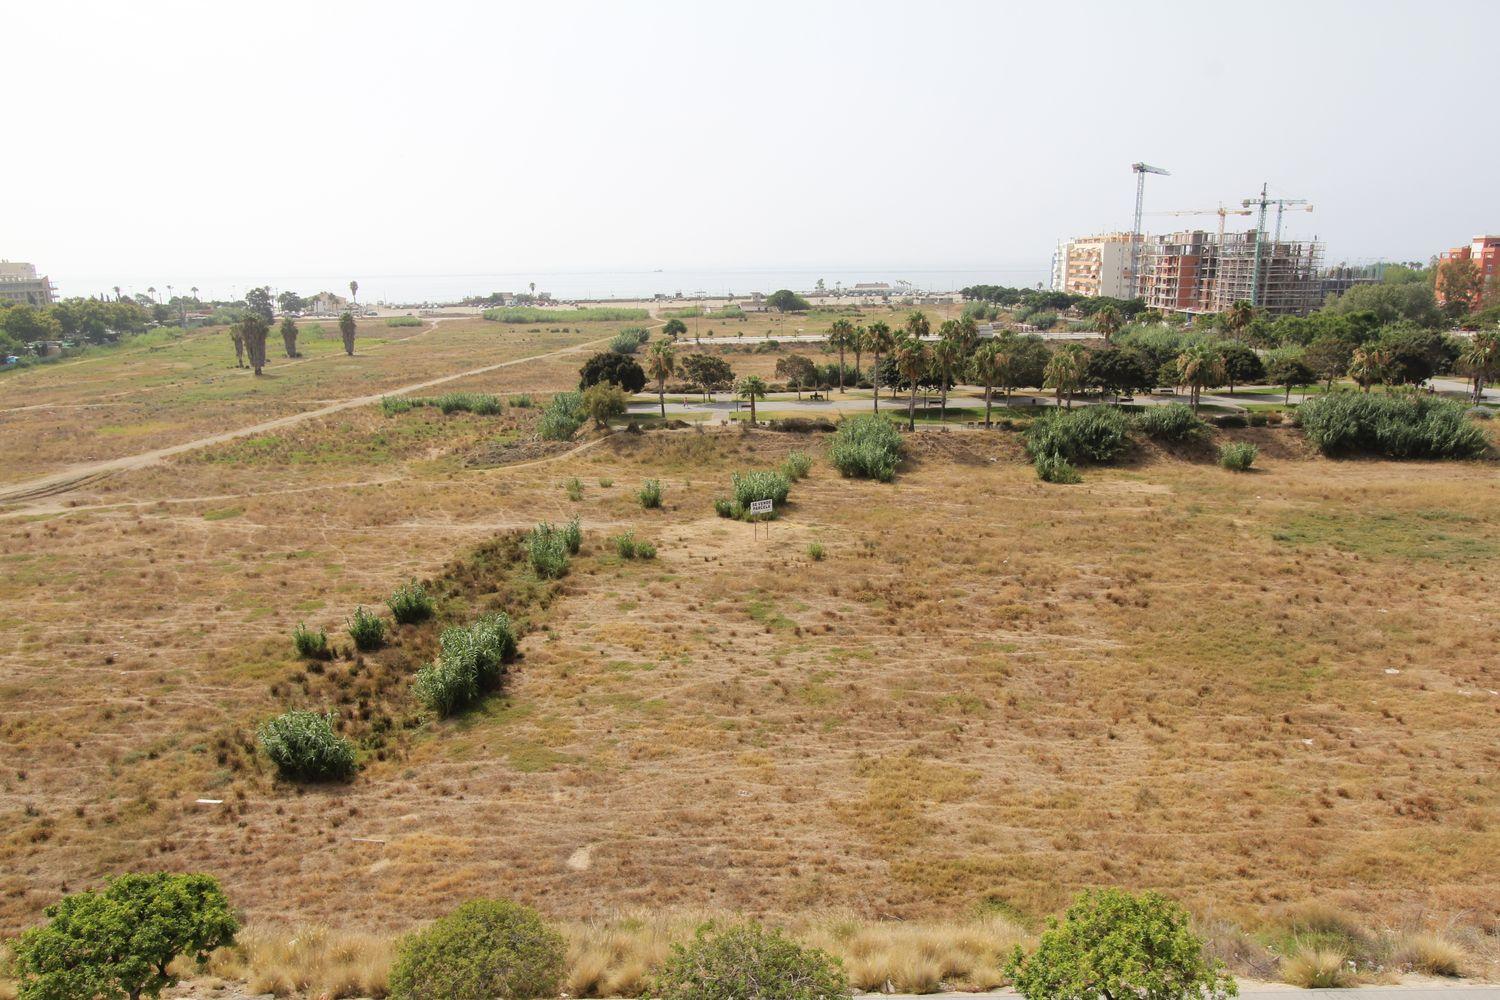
[9,0,1498,297]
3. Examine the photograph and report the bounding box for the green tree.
[1436,257,1483,317]
[1266,352,1314,404]
[389,899,565,1000]
[767,289,811,313]
[579,352,646,393]
[828,318,855,392]
[776,354,818,400]
[229,325,245,368]
[1045,344,1087,410]
[850,323,865,384]
[1347,346,1391,392]
[279,316,299,359]
[683,353,734,401]
[1219,341,1264,392]
[1223,300,1255,342]
[240,315,270,375]
[971,340,1007,427]
[14,873,239,1000]
[646,340,675,417]
[1174,342,1225,411]
[349,279,359,306]
[1459,330,1500,402]
[276,290,306,315]
[581,382,628,427]
[1007,888,1235,1000]
[894,336,930,431]
[736,374,768,423]
[339,311,357,356]
[864,320,895,411]
[1304,335,1354,390]
[243,286,274,324]
[662,317,688,341]
[931,331,967,422]
[1095,304,1122,342]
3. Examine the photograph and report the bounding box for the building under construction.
[1137,229,1323,317]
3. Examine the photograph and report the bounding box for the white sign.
[749,499,773,515]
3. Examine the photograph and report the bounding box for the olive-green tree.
[339,311,357,356]
[894,336,930,431]
[646,341,675,417]
[279,316,299,358]
[241,315,270,376]
[864,320,895,412]
[736,374,768,424]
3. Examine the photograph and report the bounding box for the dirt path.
[0,332,614,504]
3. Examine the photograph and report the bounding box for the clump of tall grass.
[385,316,423,327]
[346,606,386,651]
[1219,441,1257,471]
[781,450,813,481]
[1132,402,1205,441]
[292,623,330,659]
[1279,947,1354,988]
[527,522,575,578]
[1298,391,1487,458]
[637,479,663,508]
[807,542,826,561]
[539,391,586,441]
[612,531,657,560]
[828,414,903,481]
[205,924,393,999]
[1034,453,1082,484]
[387,580,435,624]
[257,711,356,782]
[380,392,501,416]
[1391,933,1465,976]
[508,393,534,408]
[565,477,583,501]
[414,613,518,717]
[379,396,415,416]
[483,306,649,323]
[1025,406,1130,464]
[731,469,790,510]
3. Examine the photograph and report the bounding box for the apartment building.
[1054,233,1135,298]
[1137,230,1322,317]
[1436,235,1500,311]
[0,261,56,307]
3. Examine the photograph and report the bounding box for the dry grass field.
[0,316,1496,994]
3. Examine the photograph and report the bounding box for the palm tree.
[1095,305,1121,343]
[112,285,122,302]
[190,286,199,303]
[736,375,768,424]
[828,318,855,392]
[1460,331,1499,402]
[1225,300,1254,342]
[349,280,359,307]
[647,341,675,418]
[865,321,894,412]
[1044,344,1087,410]
[339,311,357,356]
[971,341,1005,428]
[147,286,158,303]
[894,337,930,431]
[931,330,966,423]
[662,318,687,341]
[905,310,930,341]
[1347,347,1390,393]
[1176,343,1226,410]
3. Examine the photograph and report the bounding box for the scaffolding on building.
[1137,229,1323,317]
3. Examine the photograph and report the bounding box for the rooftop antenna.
[1130,162,1170,298]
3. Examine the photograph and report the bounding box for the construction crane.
[1130,162,1170,298]
[1242,183,1312,307]
[1145,203,1254,243]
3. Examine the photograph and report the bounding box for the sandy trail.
[0,330,614,505]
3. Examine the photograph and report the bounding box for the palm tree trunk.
[873,353,880,412]
[940,383,948,423]
[984,385,993,428]
[907,384,916,431]
[749,397,756,423]
[659,379,666,418]
[1284,384,1291,405]
[838,347,846,392]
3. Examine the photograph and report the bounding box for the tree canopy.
[579,351,646,393]
[766,289,811,313]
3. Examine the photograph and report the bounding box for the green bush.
[613,531,640,559]
[1132,403,1205,441]
[386,316,423,327]
[380,396,416,416]
[13,873,239,1000]
[387,580,435,624]
[1219,441,1258,471]
[482,305,648,323]
[292,622,330,659]
[388,899,566,1000]
[827,414,903,481]
[1035,453,1082,484]
[258,710,356,781]
[565,477,583,501]
[527,523,572,579]
[609,331,642,354]
[538,391,586,441]
[731,470,791,511]
[713,498,736,518]
[433,392,502,415]
[346,606,386,650]
[782,450,813,480]
[1025,406,1129,464]
[1298,391,1487,458]
[508,394,534,408]
[414,614,518,717]
[808,542,826,561]
[650,922,852,1000]
[637,478,663,508]
[561,518,582,554]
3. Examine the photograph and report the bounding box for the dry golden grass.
[1280,946,1356,988]
[0,326,1496,989]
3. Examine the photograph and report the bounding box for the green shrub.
[1219,441,1258,471]
[808,542,826,561]
[433,392,502,415]
[565,477,583,501]
[650,922,852,1000]
[12,873,239,1000]
[380,396,416,416]
[637,478,663,508]
[598,476,614,487]
[731,469,791,511]
[1132,403,1204,441]
[508,394,534,408]
[292,622,330,659]
[613,531,641,559]
[1298,391,1487,458]
[414,614,517,717]
[387,580,435,624]
[1025,406,1130,464]
[1035,453,1082,484]
[714,498,736,518]
[258,710,356,781]
[482,305,648,323]
[561,518,582,554]
[538,391,586,441]
[527,523,572,578]
[635,540,657,559]
[386,316,423,327]
[609,331,642,354]
[828,414,903,481]
[782,450,813,480]
[346,606,386,650]
[388,899,566,1000]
